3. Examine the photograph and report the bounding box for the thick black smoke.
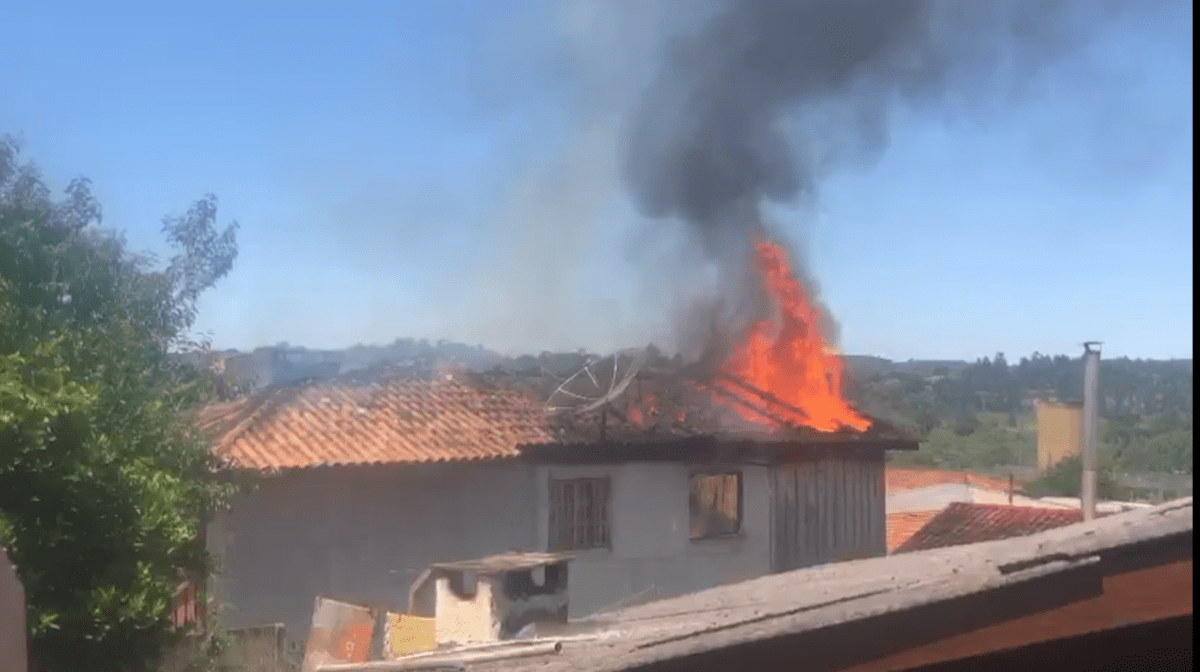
[617,0,1157,352]
[624,0,940,237]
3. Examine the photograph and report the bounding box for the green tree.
[952,410,981,437]
[1126,429,1193,475]
[1021,455,1126,500]
[850,352,1192,476]
[0,137,238,671]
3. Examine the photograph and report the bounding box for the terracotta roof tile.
[886,510,942,552]
[893,502,1088,554]
[885,467,1014,494]
[198,367,917,472]
[199,373,573,471]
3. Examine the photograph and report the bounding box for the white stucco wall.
[208,461,539,647]
[210,460,774,650]
[534,463,773,618]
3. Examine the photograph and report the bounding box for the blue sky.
[1,0,1192,361]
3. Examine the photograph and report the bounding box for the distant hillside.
[844,353,1193,420]
[179,339,510,392]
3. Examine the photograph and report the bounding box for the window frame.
[548,476,613,552]
[688,470,744,541]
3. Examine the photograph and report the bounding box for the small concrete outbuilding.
[408,551,573,645]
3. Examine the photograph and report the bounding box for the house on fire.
[198,356,917,648]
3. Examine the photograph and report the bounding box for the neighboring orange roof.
[893,502,1086,554]
[885,467,1013,494]
[886,510,942,552]
[199,374,568,471]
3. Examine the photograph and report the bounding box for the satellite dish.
[546,347,649,414]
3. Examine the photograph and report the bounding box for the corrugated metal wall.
[770,454,886,572]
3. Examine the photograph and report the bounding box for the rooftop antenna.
[546,347,649,414]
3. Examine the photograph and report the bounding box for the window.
[549,477,611,551]
[690,472,742,540]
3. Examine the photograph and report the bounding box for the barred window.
[549,477,611,551]
[690,472,742,539]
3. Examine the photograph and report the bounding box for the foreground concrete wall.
[535,463,773,618]
[209,462,539,648]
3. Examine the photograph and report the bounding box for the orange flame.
[627,390,661,428]
[721,240,869,433]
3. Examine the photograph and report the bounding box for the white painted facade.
[534,463,773,618]
[208,462,538,648]
[208,460,775,650]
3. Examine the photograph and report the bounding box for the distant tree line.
[846,353,1193,476]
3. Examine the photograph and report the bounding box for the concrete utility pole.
[1081,342,1102,521]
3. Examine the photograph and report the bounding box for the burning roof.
[198,352,914,472]
[717,240,869,433]
[196,202,905,473]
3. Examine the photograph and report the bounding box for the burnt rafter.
[708,370,812,423]
[567,362,888,441]
[680,366,872,437]
[701,381,799,432]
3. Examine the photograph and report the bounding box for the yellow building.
[1036,400,1084,471]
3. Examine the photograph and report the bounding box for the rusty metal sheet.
[383,613,436,659]
[302,597,375,672]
